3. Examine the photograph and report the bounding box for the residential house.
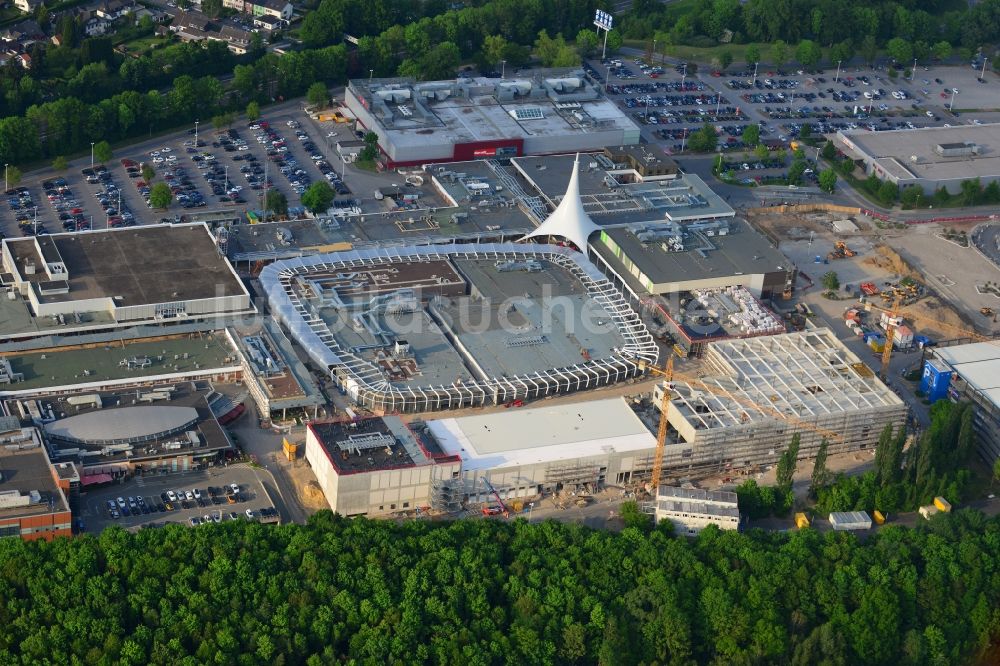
[2,21,45,45]
[247,0,292,21]
[222,0,245,11]
[216,24,250,54]
[252,14,283,31]
[95,0,131,21]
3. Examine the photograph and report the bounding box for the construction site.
[261,243,657,413]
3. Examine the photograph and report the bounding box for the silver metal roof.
[44,406,199,445]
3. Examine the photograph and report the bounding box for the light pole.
[680,63,687,90]
[194,120,199,148]
[652,38,656,65]
[981,58,988,81]
[949,88,957,112]
[501,59,506,78]
[32,206,37,236]
[4,163,7,192]
[752,61,758,86]
[224,165,229,194]
[369,69,374,84]
[911,58,917,81]
[834,60,841,83]
[90,142,94,170]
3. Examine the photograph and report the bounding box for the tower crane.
[638,355,847,494]
[862,300,997,381]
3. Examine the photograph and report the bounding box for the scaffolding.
[262,243,658,413]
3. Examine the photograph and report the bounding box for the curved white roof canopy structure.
[521,154,599,250]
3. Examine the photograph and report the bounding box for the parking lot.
[590,56,1000,156]
[0,98,364,241]
[80,465,281,533]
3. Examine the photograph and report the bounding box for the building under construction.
[654,328,908,474]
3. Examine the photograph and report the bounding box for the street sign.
[594,9,613,31]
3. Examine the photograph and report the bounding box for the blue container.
[920,359,952,403]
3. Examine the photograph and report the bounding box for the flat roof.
[44,406,199,444]
[670,328,904,430]
[839,123,1000,182]
[426,397,656,471]
[2,223,247,306]
[0,433,68,519]
[23,382,232,466]
[309,417,432,474]
[0,331,238,394]
[348,70,637,149]
[512,154,734,224]
[935,342,1000,397]
[594,218,791,290]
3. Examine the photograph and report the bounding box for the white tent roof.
[521,154,599,250]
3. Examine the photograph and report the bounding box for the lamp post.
[32,206,37,236]
[752,61,758,86]
[652,38,656,65]
[911,58,917,81]
[949,88,957,112]
[501,59,506,78]
[369,69,374,84]
[680,63,687,89]
[4,163,7,192]
[194,120,199,148]
[224,165,229,195]
[834,60,841,83]
[90,142,94,170]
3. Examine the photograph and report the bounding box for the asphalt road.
[973,222,1000,267]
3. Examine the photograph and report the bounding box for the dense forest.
[0,510,998,664]
[5,0,1000,167]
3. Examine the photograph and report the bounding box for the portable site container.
[828,511,872,531]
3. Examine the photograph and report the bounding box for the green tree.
[818,169,837,193]
[787,159,806,185]
[307,82,329,109]
[575,29,599,57]
[960,178,982,206]
[246,100,260,122]
[742,123,760,147]
[795,40,822,68]
[932,41,952,61]
[810,438,830,496]
[821,140,836,160]
[301,181,335,214]
[265,189,288,218]
[52,155,68,171]
[620,500,651,531]
[799,123,812,140]
[482,34,510,69]
[829,40,854,66]
[886,38,913,64]
[360,131,379,162]
[771,40,789,67]
[141,163,155,183]
[993,458,1000,487]
[686,123,718,152]
[900,185,926,208]
[821,270,840,291]
[93,140,113,164]
[149,182,172,209]
[211,112,235,130]
[745,44,761,66]
[873,425,903,485]
[775,433,801,490]
[860,35,878,65]
[878,180,899,204]
[4,166,22,189]
[717,50,733,71]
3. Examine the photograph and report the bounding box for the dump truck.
[933,496,952,513]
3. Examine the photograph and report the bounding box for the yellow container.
[873,510,886,525]
[933,496,952,513]
[794,512,810,529]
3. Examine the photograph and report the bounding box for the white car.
[149,151,160,157]
[230,483,239,494]
[167,490,177,502]
[193,488,202,499]
[238,145,249,151]
[245,509,255,519]
[152,157,164,164]
[161,147,171,153]
[117,497,126,508]
[185,490,194,501]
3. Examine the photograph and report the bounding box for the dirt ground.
[755,208,994,339]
